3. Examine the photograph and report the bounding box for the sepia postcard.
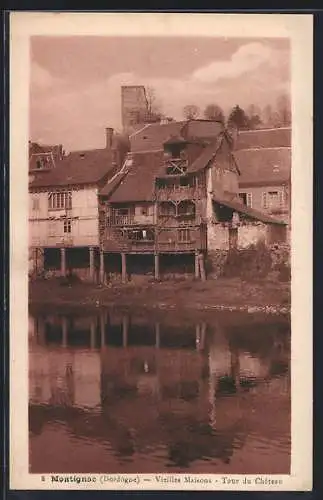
[9,12,313,492]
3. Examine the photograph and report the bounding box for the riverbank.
[29,277,290,317]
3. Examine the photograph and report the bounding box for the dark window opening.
[214,203,234,222]
[64,220,72,233]
[125,229,155,241]
[177,201,196,217]
[159,202,176,216]
[239,193,247,204]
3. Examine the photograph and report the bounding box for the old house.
[29,128,123,279]
[98,120,286,282]
[234,127,291,224]
[29,141,65,185]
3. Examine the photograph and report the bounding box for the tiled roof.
[106,151,164,202]
[233,147,291,186]
[130,122,186,153]
[235,127,291,150]
[212,193,286,225]
[129,119,225,153]
[182,120,224,140]
[29,148,115,189]
[103,134,236,203]
[187,135,224,173]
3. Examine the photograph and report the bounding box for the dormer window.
[166,163,187,175]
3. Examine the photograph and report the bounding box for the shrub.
[222,241,272,280]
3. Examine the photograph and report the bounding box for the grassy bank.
[29,276,290,317]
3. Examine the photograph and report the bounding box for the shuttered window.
[262,192,269,209]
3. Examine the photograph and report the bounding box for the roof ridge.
[239,127,291,134]
[235,146,291,152]
[129,123,152,138]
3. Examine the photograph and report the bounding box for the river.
[28,309,291,474]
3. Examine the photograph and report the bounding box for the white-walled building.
[29,129,119,280]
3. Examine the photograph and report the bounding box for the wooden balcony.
[102,225,207,254]
[107,214,135,226]
[155,185,204,202]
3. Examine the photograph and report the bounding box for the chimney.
[105,127,114,149]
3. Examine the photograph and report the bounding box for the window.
[48,191,72,210]
[159,203,176,216]
[239,192,252,207]
[63,219,72,233]
[116,208,129,216]
[32,197,40,211]
[262,191,285,210]
[178,229,191,242]
[262,192,268,209]
[141,206,148,216]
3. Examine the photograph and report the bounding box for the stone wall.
[206,240,291,281]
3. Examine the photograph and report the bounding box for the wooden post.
[198,252,206,281]
[90,318,96,349]
[60,247,66,277]
[200,322,206,350]
[155,322,160,348]
[89,247,95,282]
[62,316,68,348]
[196,323,201,350]
[33,248,38,273]
[121,252,127,283]
[195,250,200,279]
[154,253,160,280]
[122,315,128,347]
[99,250,104,284]
[209,372,217,428]
[100,313,105,348]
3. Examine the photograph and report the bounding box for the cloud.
[30,62,63,90]
[192,42,278,83]
[30,42,290,150]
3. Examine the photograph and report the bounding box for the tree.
[203,103,225,123]
[246,104,263,129]
[261,104,274,127]
[227,105,250,130]
[246,104,262,129]
[183,104,200,120]
[276,94,291,126]
[144,86,163,123]
[247,104,261,118]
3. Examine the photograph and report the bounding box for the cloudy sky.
[30,36,290,151]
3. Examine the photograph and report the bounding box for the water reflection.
[29,311,291,474]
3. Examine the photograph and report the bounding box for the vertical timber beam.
[154,253,160,281]
[195,250,200,279]
[100,312,105,348]
[99,250,105,284]
[121,252,127,283]
[60,247,66,277]
[62,316,68,348]
[198,252,206,281]
[155,322,160,348]
[122,315,128,347]
[90,317,96,349]
[89,247,95,282]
